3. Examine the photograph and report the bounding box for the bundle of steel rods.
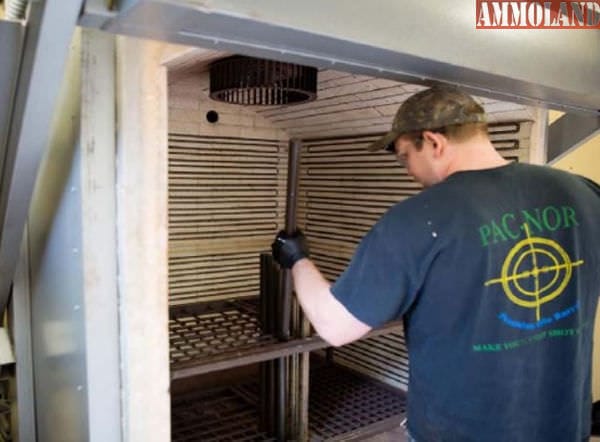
[259,252,286,440]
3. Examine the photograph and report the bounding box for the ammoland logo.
[476,0,600,28]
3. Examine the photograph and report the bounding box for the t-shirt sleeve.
[581,176,600,197]
[330,218,421,328]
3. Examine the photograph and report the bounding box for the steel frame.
[0,0,83,312]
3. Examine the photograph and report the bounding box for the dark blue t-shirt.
[331,163,600,442]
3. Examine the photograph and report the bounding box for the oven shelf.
[169,298,402,379]
[309,363,406,441]
[171,362,407,441]
[170,298,277,369]
[171,385,275,442]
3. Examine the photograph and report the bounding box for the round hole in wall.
[206,110,219,123]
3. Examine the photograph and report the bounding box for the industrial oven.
[10,34,537,440]
[164,52,533,441]
[7,3,598,441]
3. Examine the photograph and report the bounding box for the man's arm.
[291,258,372,347]
[271,230,372,347]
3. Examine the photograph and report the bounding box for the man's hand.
[271,230,310,269]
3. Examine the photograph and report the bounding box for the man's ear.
[422,130,447,157]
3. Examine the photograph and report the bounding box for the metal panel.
[0,20,23,179]
[79,0,118,28]
[26,28,89,442]
[81,0,600,113]
[12,229,37,442]
[0,0,83,314]
[29,151,89,442]
[547,113,600,163]
[19,27,122,442]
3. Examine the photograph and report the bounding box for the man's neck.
[444,136,510,177]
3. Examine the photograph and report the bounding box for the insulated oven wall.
[168,65,289,307]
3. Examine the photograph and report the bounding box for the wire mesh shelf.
[170,298,278,367]
[172,385,275,442]
[169,298,325,379]
[171,363,406,441]
[309,364,407,440]
[169,298,403,379]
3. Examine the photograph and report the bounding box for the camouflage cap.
[367,85,486,152]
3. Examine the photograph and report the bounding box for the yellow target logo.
[485,224,583,321]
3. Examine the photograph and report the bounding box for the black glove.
[271,229,310,269]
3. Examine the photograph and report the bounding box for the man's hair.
[403,122,489,150]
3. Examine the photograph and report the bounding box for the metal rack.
[172,384,274,442]
[170,298,278,375]
[171,362,407,442]
[309,364,407,440]
[170,299,275,362]
[169,297,402,380]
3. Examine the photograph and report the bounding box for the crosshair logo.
[485,223,584,321]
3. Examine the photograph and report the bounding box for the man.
[271,85,600,441]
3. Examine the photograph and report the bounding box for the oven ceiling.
[167,48,538,139]
[81,0,600,115]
